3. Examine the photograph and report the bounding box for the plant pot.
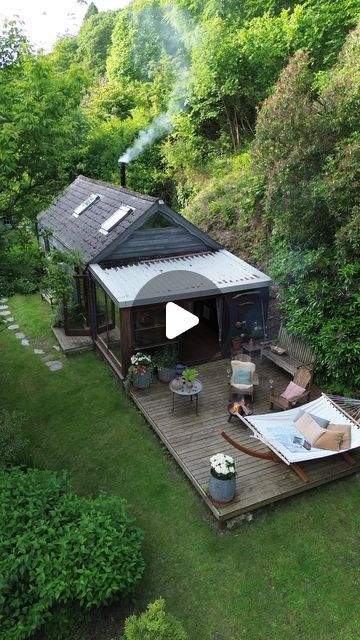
[171,376,183,390]
[185,381,194,389]
[158,367,176,383]
[232,339,241,350]
[133,370,151,389]
[208,472,236,503]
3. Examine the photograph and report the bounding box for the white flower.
[210,452,235,477]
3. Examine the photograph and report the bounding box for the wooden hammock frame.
[220,429,357,485]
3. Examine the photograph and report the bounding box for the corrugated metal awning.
[89,250,271,307]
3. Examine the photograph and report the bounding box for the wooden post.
[104,291,109,346]
[88,276,98,341]
[120,308,132,375]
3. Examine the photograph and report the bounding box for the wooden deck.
[52,327,94,354]
[130,359,360,522]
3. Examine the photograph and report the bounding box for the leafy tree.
[0,466,144,640]
[253,26,360,390]
[0,22,88,225]
[49,35,79,73]
[84,1,99,21]
[77,10,118,77]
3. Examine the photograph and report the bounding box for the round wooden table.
[170,379,202,416]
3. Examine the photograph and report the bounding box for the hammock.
[221,394,360,483]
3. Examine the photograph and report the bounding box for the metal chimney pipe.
[119,161,127,187]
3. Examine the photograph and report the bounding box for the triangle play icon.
[166,302,199,339]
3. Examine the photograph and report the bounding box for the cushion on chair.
[294,409,329,429]
[327,423,351,449]
[233,369,252,385]
[294,412,325,445]
[281,381,306,401]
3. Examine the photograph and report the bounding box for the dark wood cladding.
[107,227,209,262]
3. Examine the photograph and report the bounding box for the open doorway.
[180,297,221,364]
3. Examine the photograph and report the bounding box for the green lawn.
[1,295,360,640]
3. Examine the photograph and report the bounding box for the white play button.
[166,302,199,339]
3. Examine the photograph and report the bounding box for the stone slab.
[0,305,9,310]
[15,332,25,339]
[21,339,30,346]
[41,354,55,362]
[8,324,19,330]
[34,348,45,355]
[5,317,15,323]
[45,360,63,372]
[52,345,61,351]
[0,297,8,303]
[0,310,11,316]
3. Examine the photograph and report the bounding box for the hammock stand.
[221,394,359,484]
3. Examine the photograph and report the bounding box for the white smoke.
[118,5,199,165]
[119,113,172,163]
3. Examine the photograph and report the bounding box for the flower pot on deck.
[208,471,236,503]
[158,366,176,383]
[133,370,151,389]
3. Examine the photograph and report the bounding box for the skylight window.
[99,205,133,235]
[73,193,101,218]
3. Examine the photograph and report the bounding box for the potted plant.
[182,367,199,389]
[126,352,153,389]
[153,348,177,383]
[208,453,236,503]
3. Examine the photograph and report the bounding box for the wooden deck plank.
[130,358,360,521]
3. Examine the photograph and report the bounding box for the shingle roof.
[38,175,157,263]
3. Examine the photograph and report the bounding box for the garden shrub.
[0,228,45,297]
[0,467,145,640]
[0,409,29,466]
[123,598,188,640]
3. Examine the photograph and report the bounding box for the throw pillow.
[294,412,325,445]
[233,369,252,385]
[281,381,306,401]
[315,429,345,451]
[327,423,352,449]
[294,409,329,429]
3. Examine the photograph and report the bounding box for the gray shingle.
[38,175,157,263]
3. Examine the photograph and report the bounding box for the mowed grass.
[1,295,360,640]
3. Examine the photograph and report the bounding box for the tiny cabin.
[38,173,271,377]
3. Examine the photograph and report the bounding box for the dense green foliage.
[0,226,45,296]
[0,466,144,640]
[123,598,188,640]
[0,24,88,225]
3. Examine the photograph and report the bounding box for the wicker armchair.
[229,360,256,402]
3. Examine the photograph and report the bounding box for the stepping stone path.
[41,353,56,362]
[5,300,65,372]
[45,360,63,372]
